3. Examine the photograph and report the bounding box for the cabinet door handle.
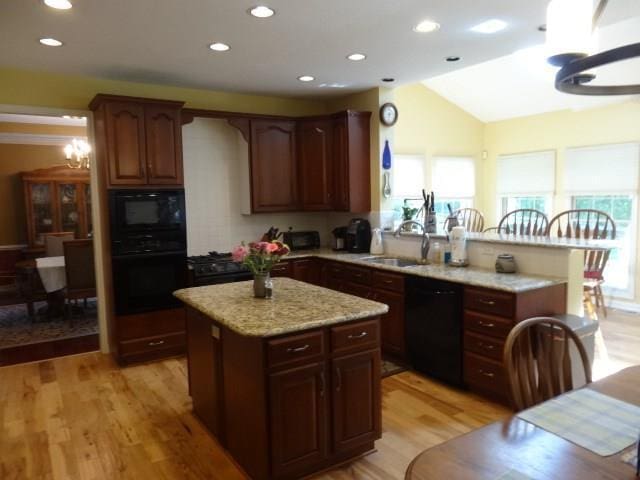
[348,331,368,340]
[286,344,310,354]
[319,371,326,397]
[335,367,342,392]
[477,342,495,350]
[478,299,496,306]
[478,369,495,378]
[383,279,394,285]
[477,321,495,328]
[148,340,165,347]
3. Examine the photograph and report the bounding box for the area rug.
[0,300,99,348]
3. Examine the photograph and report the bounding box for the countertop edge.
[285,250,567,293]
[174,282,389,338]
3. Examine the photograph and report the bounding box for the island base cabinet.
[269,363,328,479]
[332,349,381,454]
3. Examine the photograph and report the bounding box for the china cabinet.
[21,165,91,251]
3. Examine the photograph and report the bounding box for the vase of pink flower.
[232,240,291,298]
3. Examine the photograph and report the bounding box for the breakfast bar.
[174,278,389,480]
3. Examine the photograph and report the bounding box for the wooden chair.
[547,209,616,317]
[444,208,485,233]
[498,209,549,236]
[63,239,96,323]
[44,232,75,257]
[503,317,592,411]
[483,227,505,234]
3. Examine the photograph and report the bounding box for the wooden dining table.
[406,365,640,480]
[15,259,65,319]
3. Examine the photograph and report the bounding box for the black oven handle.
[112,250,187,261]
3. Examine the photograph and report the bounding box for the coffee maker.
[346,218,371,253]
[331,226,347,251]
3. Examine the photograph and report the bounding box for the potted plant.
[401,205,419,231]
[232,240,291,298]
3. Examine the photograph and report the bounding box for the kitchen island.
[174,278,389,480]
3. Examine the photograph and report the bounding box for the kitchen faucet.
[393,220,430,264]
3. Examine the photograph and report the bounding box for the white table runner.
[36,256,66,293]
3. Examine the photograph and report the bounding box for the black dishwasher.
[405,276,464,388]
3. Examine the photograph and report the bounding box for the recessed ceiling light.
[446,56,461,62]
[249,5,275,18]
[470,19,508,34]
[297,75,315,82]
[43,0,72,9]
[39,37,63,47]
[413,19,440,33]
[381,78,395,83]
[209,42,230,52]
[347,53,366,61]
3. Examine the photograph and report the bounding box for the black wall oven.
[112,251,187,315]
[109,189,187,315]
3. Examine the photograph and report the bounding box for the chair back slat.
[498,209,549,237]
[445,208,485,233]
[503,317,592,411]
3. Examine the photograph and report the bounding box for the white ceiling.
[0,0,558,98]
[423,14,640,122]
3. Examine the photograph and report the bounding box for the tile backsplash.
[183,118,337,255]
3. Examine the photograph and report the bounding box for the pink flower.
[265,242,279,253]
[232,245,249,262]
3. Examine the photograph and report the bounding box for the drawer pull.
[353,273,363,278]
[478,369,495,378]
[148,340,165,347]
[286,344,310,354]
[478,299,496,306]
[477,342,495,350]
[348,331,368,340]
[477,321,495,328]
[383,279,393,284]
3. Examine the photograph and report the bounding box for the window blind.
[392,155,425,198]
[432,156,475,197]
[497,151,555,195]
[564,143,640,193]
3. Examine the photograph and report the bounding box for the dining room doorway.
[0,109,103,365]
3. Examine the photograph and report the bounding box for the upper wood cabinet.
[298,119,333,211]
[90,95,185,188]
[250,119,299,212]
[242,110,371,214]
[331,111,371,213]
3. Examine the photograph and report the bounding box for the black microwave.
[109,189,187,255]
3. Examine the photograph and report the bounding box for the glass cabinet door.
[58,183,80,237]
[31,183,54,245]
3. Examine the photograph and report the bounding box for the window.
[392,155,425,199]
[497,151,555,218]
[565,143,640,298]
[432,157,476,227]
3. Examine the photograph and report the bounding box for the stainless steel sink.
[359,257,421,267]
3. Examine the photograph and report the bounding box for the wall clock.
[379,102,398,126]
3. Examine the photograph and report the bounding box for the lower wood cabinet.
[269,362,328,478]
[332,349,381,453]
[185,306,382,480]
[371,289,406,359]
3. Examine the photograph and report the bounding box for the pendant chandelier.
[546,0,640,95]
[64,138,91,169]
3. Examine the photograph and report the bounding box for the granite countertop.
[286,249,565,293]
[174,277,389,337]
[381,231,617,251]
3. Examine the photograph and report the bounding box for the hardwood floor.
[1,307,636,480]
[0,353,509,480]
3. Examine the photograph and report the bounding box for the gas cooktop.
[187,251,249,277]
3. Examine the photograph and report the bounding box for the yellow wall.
[393,83,485,210]
[483,101,640,226]
[0,67,327,116]
[0,122,86,136]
